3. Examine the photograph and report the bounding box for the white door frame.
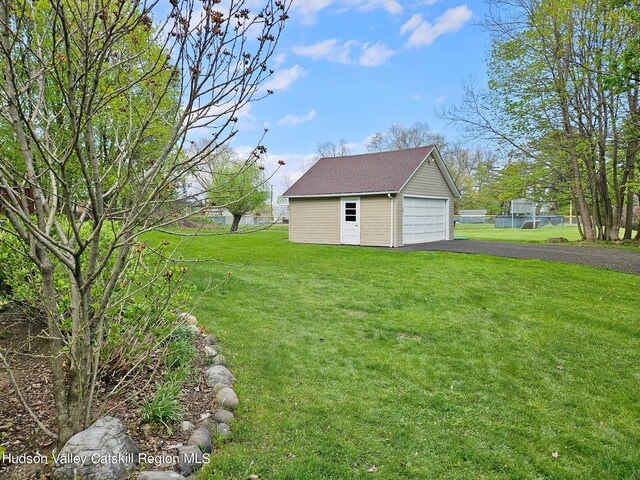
[340,197,360,245]
[402,195,450,243]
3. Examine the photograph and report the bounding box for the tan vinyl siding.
[360,196,392,247]
[402,155,455,197]
[398,154,456,243]
[394,194,403,247]
[289,197,340,244]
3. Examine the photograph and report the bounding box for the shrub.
[98,242,195,379]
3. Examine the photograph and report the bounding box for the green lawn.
[455,224,583,242]
[148,229,640,479]
[455,224,639,246]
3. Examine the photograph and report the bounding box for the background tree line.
[311,122,573,217]
[442,0,639,241]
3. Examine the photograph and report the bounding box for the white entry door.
[403,196,448,244]
[340,197,360,245]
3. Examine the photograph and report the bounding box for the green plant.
[99,242,194,378]
[140,381,183,428]
[167,324,197,343]
[164,339,196,371]
[0,229,42,310]
[166,362,198,385]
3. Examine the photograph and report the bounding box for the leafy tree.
[208,149,270,232]
[607,0,640,93]
[0,0,291,445]
[442,0,639,241]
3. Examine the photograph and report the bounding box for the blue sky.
[228,0,490,194]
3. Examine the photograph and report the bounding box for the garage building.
[283,146,461,247]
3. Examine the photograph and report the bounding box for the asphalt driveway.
[397,240,640,275]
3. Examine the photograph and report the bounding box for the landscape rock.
[203,334,217,345]
[211,355,227,367]
[177,446,204,477]
[138,472,186,480]
[186,325,200,335]
[181,421,195,432]
[200,418,217,431]
[216,388,239,411]
[178,312,198,325]
[51,416,139,480]
[216,423,231,436]
[205,365,235,389]
[204,346,218,358]
[186,426,212,453]
[209,383,231,394]
[212,409,235,424]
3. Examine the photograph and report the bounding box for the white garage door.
[403,197,448,244]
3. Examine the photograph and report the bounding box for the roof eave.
[432,146,462,198]
[284,190,399,199]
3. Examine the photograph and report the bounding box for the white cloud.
[400,13,424,35]
[432,95,447,104]
[271,53,287,69]
[412,94,423,101]
[277,109,317,127]
[294,39,394,67]
[293,0,335,24]
[348,0,402,14]
[185,102,257,141]
[233,145,260,162]
[359,42,396,67]
[341,133,377,153]
[401,5,473,47]
[235,103,257,131]
[263,65,306,92]
[292,0,402,25]
[293,39,357,64]
[261,151,320,195]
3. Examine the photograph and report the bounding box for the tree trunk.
[230,214,242,232]
[566,148,594,241]
[623,152,636,240]
[636,193,640,241]
[40,262,74,446]
[550,18,595,241]
[625,88,639,240]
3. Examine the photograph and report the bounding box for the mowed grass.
[455,224,638,246]
[455,225,583,242]
[147,229,640,479]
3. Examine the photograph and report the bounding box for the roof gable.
[283,146,438,197]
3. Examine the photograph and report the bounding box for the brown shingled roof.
[283,146,436,197]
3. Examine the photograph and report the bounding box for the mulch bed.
[0,311,217,479]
